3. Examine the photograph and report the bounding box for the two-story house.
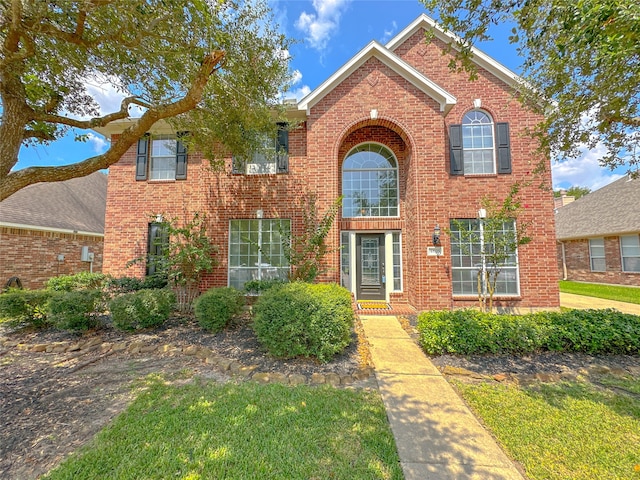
[97,15,560,312]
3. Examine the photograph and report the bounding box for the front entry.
[356,234,386,300]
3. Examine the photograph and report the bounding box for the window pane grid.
[462,110,495,174]
[392,232,402,291]
[589,238,606,272]
[621,235,640,272]
[450,219,519,296]
[228,219,290,289]
[150,135,177,180]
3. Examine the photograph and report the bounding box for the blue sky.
[16,0,625,191]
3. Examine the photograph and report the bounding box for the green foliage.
[135,212,218,313]
[45,272,107,292]
[243,278,287,295]
[281,194,342,283]
[448,181,531,312]
[105,275,168,295]
[417,308,640,355]
[253,283,354,363]
[559,280,640,305]
[554,186,591,199]
[109,289,175,332]
[0,289,51,329]
[194,287,245,333]
[48,290,102,331]
[1,0,294,201]
[420,0,640,175]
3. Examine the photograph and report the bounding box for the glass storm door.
[356,234,386,300]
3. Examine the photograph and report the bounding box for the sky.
[15,0,626,192]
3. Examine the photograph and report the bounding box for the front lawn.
[560,280,640,305]
[43,379,402,480]
[454,376,640,480]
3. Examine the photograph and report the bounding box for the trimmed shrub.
[243,279,287,295]
[48,290,102,331]
[417,308,640,355]
[0,289,51,329]
[105,275,168,295]
[253,282,354,363]
[45,272,107,292]
[109,289,176,332]
[194,287,245,333]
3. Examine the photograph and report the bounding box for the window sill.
[453,295,522,300]
[461,173,498,178]
[148,179,177,183]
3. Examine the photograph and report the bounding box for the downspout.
[561,241,567,280]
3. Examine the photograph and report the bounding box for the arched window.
[342,143,399,218]
[462,110,495,174]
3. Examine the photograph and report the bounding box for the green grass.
[454,377,640,480]
[44,379,402,480]
[560,280,640,305]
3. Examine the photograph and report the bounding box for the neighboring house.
[97,15,559,312]
[0,172,107,289]
[556,175,640,286]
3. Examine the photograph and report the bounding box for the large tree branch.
[31,96,153,129]
[0,51,224,202]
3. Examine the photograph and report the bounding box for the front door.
[356,234,386,300]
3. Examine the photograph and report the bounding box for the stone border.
[0,336,375,387]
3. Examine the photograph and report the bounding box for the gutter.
[560,241,567,280]
[0,222,103,238]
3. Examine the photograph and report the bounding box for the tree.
[449,183,531,312]
[0,0,292,201]
[420,0,640,175]
[281,193,342,283]
[553,186,591,199]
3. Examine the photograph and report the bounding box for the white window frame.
[450,219,520,297]
[589,238,606,272]
[620,235,640,273]
[461,110,496,175]
[228,219,290,290]
[150,134,177,180]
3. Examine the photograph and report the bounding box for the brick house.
[97,15,559,312]
[557,175,640,286]
[0,172,106,289]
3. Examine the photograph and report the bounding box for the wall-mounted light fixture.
[432,224,441,246]
[256,209,264,219]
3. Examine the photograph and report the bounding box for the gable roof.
[0,172,107,235]
[297,40,457,115]
[385,14,522,88]
[556,176,640,240]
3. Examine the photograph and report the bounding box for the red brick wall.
[0,227,104,289]
[102,26,560,311]
[558,237,640,286]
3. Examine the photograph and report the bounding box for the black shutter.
[277,123,289,173]
[449,124,463,175]
[231,156,244,174]
[496,122,512,174]
[175,132,188,180]
[136,135,150,181]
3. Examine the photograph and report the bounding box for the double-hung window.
[232,124,289,175]
[449,110,512,175]
[228,219,290,289]
[589,238,606,272]
[136,133,188,181]
[620,235,640,272]
[450,219,520,296]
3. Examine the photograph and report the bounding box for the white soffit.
[386,14,522,88]
[297,40,456,115]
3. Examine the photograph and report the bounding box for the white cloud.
[381,21,398,43]
[86,132,109,154]
[81,75,145,119]
[295,0,351,51]
[289,85,312,101]
[552,143,623,191]
[291,69,303,85]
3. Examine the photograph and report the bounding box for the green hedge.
[0,289,52,329]
[48,290,102,331]
[45,272,107,292]
[417,308,640,355]
[109,289,176,332]
[194,287,245,333]
[253,282,354,363]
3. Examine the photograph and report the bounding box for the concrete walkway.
[360,315,524,480]
[560,292,640,315]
